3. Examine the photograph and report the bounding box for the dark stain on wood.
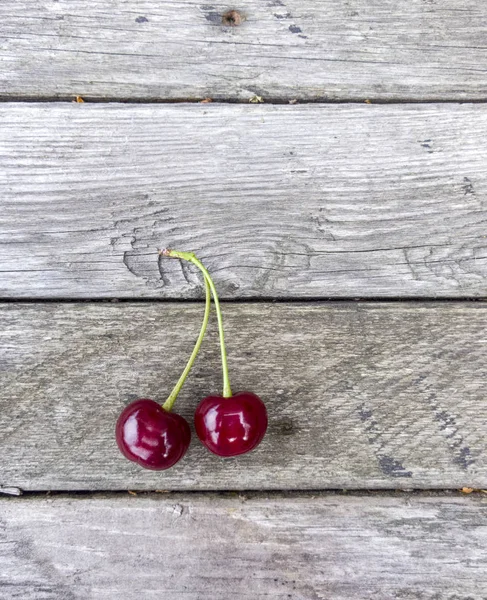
[379,455,413,478]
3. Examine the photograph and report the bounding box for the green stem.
[162,274,211,411]
[160,249,232,398]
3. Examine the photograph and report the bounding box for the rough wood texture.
[2,1,487,101]
[1,103,487,299]
[0,493,486,599]
[1,302,486,491]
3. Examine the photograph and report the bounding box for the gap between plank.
[3,96,487,105]
[0,297,485,304]
[0,489,483,499]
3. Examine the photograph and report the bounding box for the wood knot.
[222,10,244,26]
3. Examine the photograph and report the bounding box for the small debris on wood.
[128,490,138,496]
[289,99,298,104]
[249,95,264,103]
[0,486,23,496]
[200,98,213,103]
[461,487,487,494]
[364,99,372,104]
[74,96,84,103]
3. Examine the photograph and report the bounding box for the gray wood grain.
[1,103,487,299]
[0,493,486,600]
[2,1,487,101]
[0,302,486,491]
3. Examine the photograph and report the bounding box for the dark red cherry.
[194,391,267,457]
[116,399,191,470]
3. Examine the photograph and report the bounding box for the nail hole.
[222,10,245,26]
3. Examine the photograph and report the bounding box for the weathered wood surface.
[2,1,487,101]
[1,103,487,299]
[0,493,486,599]
[0,302,485,491]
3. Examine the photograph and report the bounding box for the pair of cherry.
[116,249,268,470]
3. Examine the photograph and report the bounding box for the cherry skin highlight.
[194,391,267,457]
[116,399,191,470]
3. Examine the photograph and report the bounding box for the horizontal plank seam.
[0,489,482,499]
[3,96,487,105]
[0,298,485,304]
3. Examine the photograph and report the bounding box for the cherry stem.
[160,249,232,399]
[162,273,211,412]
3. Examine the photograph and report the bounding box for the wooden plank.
[1,1,487,101]
[0,493,486,599]
[1,103,487,299]
[0,302,486,491]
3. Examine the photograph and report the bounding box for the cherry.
[195,391,267,457]
[115,270,211,470]
[116,399,191,470]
